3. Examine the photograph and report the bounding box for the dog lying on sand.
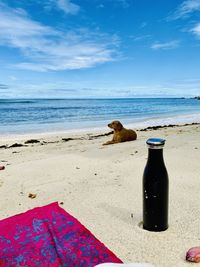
[103,120,137,145]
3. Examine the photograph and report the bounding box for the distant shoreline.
[0,96,196,100]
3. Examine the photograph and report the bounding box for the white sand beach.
[0,123,200,267]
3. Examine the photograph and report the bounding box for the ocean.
[0,98,200,135]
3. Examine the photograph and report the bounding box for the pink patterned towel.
[0,202,122,266]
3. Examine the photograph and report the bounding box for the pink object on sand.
[0,202,122,266]
[186,247,200,262]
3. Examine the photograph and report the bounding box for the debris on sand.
[0,166,5,171]
[24,139,40,144]
[9,143,25,148]
[0,145,8,149]
[28,193,37,199]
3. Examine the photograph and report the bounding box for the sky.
[0,0,200,98]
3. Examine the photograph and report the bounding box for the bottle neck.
[147,148,164,164]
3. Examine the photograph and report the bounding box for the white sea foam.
[125,112,200,129]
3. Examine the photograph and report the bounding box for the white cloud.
[20,0,80,15]
[190,22,200,37]
[97,0,129,9]
[167,1,200,42]
[116,0,129,8]
[170,0,200,19]
[151,40,180,50]
[56,0,80,15]
[140,22,147,28]
[133,34,151,42]
[9,76,17,81]
[97,4,105,9]
[0,3,119,71]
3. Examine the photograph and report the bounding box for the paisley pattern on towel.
[0,202,122,267]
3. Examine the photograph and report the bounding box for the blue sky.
[0,0,200,98]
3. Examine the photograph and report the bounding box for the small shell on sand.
[186,247,200,262]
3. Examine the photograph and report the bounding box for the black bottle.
[143,138,169,231]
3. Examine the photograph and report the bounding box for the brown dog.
[103,120,137,145]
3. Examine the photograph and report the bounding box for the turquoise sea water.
[0,98,200,135]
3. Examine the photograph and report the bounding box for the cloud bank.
[0,83,9,90]
[0,3,119,72]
